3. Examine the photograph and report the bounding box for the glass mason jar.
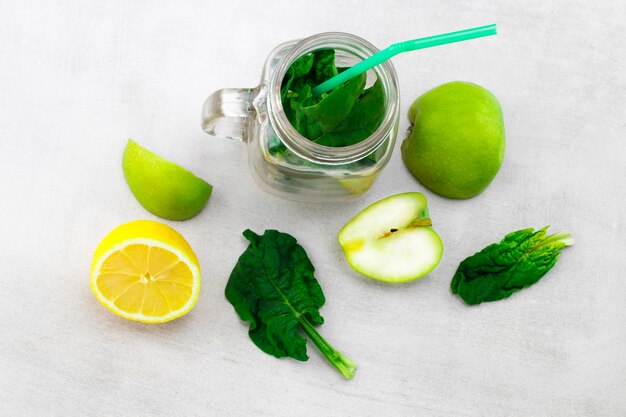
[202,32,400,202]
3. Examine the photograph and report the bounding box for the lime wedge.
[122,139,212,221]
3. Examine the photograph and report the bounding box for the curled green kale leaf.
[451,226,573,305]
[225,229,357,379]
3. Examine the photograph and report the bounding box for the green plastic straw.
[312,24,497,97]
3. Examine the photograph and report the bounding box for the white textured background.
[1,1,625,416]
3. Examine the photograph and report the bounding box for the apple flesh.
[338,192,443,283]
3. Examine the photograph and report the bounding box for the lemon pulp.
[90,220,200,323]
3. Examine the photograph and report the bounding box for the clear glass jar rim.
[268,32,400,164]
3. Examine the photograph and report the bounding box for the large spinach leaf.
[225,229,357,379]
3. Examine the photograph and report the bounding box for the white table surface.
[1,1,625,416]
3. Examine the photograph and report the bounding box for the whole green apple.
[401,81,505,199]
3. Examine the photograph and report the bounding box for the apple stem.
[409,218,432,228]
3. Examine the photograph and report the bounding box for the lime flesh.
[122,140,212,221]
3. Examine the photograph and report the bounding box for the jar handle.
[201,88,254,142]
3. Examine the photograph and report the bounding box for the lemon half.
[90,220,201,323]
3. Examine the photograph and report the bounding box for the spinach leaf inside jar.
[270,49,386,160]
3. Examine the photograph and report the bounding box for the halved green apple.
[338,192,443,283]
